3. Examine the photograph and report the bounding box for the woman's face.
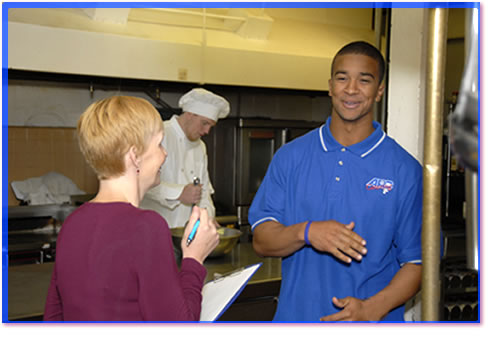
[139,130,167,191]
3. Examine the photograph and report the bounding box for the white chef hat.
[178,88,230,122]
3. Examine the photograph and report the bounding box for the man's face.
[184,113,217,141]
[328,53,385,123]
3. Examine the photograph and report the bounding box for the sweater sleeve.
[178,258,208,317]
[134,212,207,321]
[43,267,63,321]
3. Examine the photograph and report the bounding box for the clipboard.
[200,262,262,321]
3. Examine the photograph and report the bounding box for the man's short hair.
[331,41,386,84]
[77,96,163,180]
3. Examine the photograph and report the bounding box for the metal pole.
[422,7,448,321]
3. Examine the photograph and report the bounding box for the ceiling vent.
[82,8,131,25]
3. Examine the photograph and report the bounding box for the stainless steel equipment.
[8,204,77,265]
[448,8,479,174]
[203,118,321,227]
[446,7,479,273]
[465,170,478,271]
[437,8,479,322]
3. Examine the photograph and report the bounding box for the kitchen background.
[5,5,476,323]
[7,7,465,205]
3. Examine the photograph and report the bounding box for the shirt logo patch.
[366,177,394,195]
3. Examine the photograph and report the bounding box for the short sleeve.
[248,147,290,231]
[394,162,423,265]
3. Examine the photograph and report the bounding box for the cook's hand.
[320,296,382,322]
[307,221,367,263]
[181,206,219,264]
[179,183,203,205]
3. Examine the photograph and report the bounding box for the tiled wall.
[7,127,98,206]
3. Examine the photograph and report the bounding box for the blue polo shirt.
[249,117,422,322]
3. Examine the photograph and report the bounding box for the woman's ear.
[127,146,141,169]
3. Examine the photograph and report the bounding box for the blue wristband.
[304,221,312,246]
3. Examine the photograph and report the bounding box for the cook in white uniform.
[141,88,230,228]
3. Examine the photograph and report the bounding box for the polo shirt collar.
[318,117,386,158]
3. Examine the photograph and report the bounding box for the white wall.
[7,8,375,92]
[6,8,372,127]
[387,8,427,164]
[388,8,429,322]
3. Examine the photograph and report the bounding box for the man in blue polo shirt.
[249,41,422,322]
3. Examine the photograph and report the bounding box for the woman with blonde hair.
[44,96,219,321]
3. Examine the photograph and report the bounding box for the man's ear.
[375,82,385,102]
[328,78,334,97]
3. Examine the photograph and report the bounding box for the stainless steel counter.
[7,242,281,321]
[8,204,78,221]
[204,242,281,284]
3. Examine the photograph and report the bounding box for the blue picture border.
[2,1,481,324]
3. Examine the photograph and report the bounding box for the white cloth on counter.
[141,115,215,228]
[11,171,85,205]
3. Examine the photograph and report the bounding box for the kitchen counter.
[204,242,281,284]
[7,242,281,321]
[207,243,281,321]
[8,262,55,321]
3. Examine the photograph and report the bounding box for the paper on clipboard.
[200,263,262,321]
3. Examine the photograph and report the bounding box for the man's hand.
[308,221,367,263]
[320,263,422,322]
[320,296,383,322]
[178,183,202,205]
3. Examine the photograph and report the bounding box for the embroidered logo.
[366,177,394,195]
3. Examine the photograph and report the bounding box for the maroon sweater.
[43,202,206,321]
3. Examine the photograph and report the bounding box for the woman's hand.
[181,206,219,264]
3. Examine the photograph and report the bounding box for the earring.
[137,168,140,174]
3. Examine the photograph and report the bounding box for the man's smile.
[342,100,362,109]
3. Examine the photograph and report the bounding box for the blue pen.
[186,220,200,246]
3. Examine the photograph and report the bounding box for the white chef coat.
[141,115,215,228]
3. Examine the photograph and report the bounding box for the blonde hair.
[77,96,163,180]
